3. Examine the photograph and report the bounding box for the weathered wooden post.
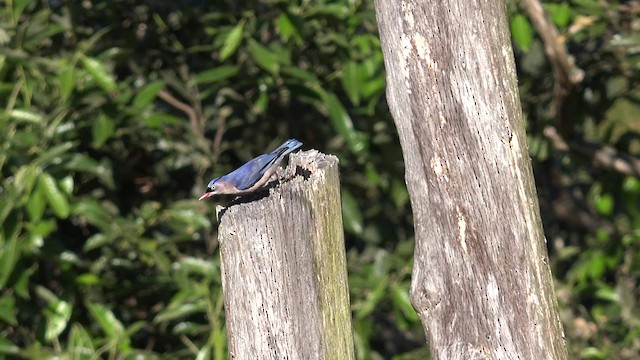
[374,0,568,359]
[217,150,355,359]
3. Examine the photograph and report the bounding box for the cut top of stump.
[216,149,340,220]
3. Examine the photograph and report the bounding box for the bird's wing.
[223,139,302,191]
[224,154,279,190]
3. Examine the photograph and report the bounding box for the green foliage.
[514,1,640,358]
[0,0,638,359]
[0,0,410,358]
[511,15,534,53]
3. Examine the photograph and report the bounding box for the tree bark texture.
[374,0,567,359]
[217,150,354,360]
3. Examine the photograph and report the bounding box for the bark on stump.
[217,150,355,360]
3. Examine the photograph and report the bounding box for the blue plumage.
[199,139,302,199]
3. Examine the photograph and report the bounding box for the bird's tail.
[272,139,303,157]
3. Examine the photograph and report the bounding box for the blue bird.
[199,139,303,200]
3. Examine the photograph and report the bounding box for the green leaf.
[0,337,19,355]
[29,219,57,238]
[10,129,38,149]
[547,3,572,29]
[580,347,606,359]
[59,66,75,101]
[342,61,360,105]
[35,286,72,341]
[355,276,388,319]
[391,285,420,322]
[167,206,210,230]
[8,109,43,124]
[11,0,31,24]
[143,113,182,129]
[59,175,74,195]
[0,225,21,289]
[85,302,126,340]
[39,172,70,219]
[276,13,296,40]
[133,81,165,110]
[249,40,279,75]
[391,179,409,208]
[270,43,292,67]
[510,15,533,52]
[170,321,203,336]
[81,56,116,92]
[0,294,17,325]
[365,163,381,187]
[316,88,367,155]
[361,75,385,100]
[176,257,217,278]
[195,66,240,85]
[75,273,100,286]
[65,154,115,190]
[92,115,115,147]
[45,302,72,341]
[196,346,211,360]
[307,4,350,19]
[341,190,363,235]
[253,89,269,114]
[0,185,16,228]
[73,199,115,231]
[27,179,47,222]
[155,290,208,323]
[34,142,75,168]
[594,193,614,216]
[213,327,227,360]
[219,21,244,61]
[594,286,619,302]
[68,324,95,358]
[13,265,34,299]
[623,176,640,194]
[281,66,320,83]
[587,253,606,280]
[154,301,204,323]
[84,233,112,251]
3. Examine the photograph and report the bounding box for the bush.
[1,0,639,359]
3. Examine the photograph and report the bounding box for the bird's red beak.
[198,191,215,201]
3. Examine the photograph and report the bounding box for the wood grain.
[218,150,354,359]
[374,0,568,358]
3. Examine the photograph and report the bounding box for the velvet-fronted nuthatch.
[199,139,303,200]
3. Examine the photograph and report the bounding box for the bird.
[199,139,303,200]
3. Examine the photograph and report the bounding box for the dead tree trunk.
[374,0,567,359]
[217,150,354,360]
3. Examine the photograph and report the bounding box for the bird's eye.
[206,179,218,192]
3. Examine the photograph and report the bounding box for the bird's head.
[199,178,240,200]
[198,178,221,200]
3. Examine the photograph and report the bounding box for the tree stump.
[217,150,355,360]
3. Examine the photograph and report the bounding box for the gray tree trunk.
[217,150,354,360]
[374,0,568,359]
